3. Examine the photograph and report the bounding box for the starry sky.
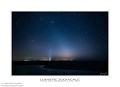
[12,12,108,61]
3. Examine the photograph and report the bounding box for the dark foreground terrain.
[12,61,108,75]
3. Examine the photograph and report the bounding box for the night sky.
[12,12,108,61]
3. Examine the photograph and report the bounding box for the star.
[85,31,88,35]
[31,40,35,42]
[15,22,18,25]
[50,20,55,24]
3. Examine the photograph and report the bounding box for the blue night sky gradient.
[12,12,108,61]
